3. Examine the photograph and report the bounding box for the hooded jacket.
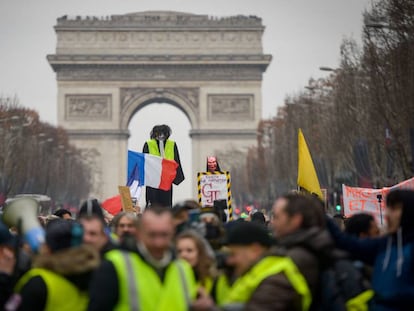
[327,206,414,311]
[13,245,100,311]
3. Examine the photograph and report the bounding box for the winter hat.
[78,198,105,222]
[223,221,272,247]
[45,219,83,253]
[251,211,266,225]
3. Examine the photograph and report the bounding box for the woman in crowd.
[175,229,217,294]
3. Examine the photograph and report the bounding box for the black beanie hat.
[78,199,105,222]
[45,219,83,253]
[224,221,272,247]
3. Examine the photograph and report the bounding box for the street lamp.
[319,66,340,72]
[364,15,390,30]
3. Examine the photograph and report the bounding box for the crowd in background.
[1,189,414,311]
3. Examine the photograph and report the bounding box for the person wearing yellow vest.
[87,206,199,311]
[8,219,100,311]
[191,221,312,311]
[227,221,313,311]
[175,229,217,295]
[142,124,185,208]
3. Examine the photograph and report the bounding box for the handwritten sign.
[197,171,231,208]
[342,177,414,225]
[118,186,135,213]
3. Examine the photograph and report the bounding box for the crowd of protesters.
[1,189,414,311]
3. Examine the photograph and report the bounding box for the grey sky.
[1,0,371,122]
[0,0,371,202]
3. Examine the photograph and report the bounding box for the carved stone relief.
[207,94,254,121]
[65,94,112,120]
[59,30,261,46]
[120,87,199,111]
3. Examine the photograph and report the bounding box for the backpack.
[311,257,372,311]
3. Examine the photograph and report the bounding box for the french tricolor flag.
[128,150,178,191]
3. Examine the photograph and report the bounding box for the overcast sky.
[0,0,372,202]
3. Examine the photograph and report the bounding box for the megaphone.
[2,197,45,253]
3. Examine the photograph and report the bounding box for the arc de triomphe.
[47,11,271,200]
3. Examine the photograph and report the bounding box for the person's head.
[53,208,72,220]
[0,219,16,250]
[79,215,108,252]
[44,219,83,254]
[251,211,266,226]
[139,206,174,260]
[112,212,138,239]
[199,209,224,248]
[206,156,221,172]
[172,200,199,228]
[199,210,220,225]
[224,221,272,276]
[271,193,325,238]
[150,124,171,141]
[386,189,414,234]
[345,213,380,238]
[176,230,215,282]
[78,199,105,223]
[0,220,17,274]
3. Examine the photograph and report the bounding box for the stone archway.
[47,11,271,200]
[120,88,198,130]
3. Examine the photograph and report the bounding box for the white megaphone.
[2,197,45,253]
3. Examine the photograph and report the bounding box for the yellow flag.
[297,128,323,199]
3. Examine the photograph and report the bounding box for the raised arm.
[326,216,385,265]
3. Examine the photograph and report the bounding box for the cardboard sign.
[342,177,414,225]
[118,186,135,213]
[197,171,232,208]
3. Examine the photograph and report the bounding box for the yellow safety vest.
[147,139,175,160]
[346,289,374,311]
[15,268,88,311]
[197,276,214,295]
[106,250,197,311]
[222,256,312,311]
[215,274,232,305]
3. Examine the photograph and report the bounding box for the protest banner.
[342,177,414,225]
